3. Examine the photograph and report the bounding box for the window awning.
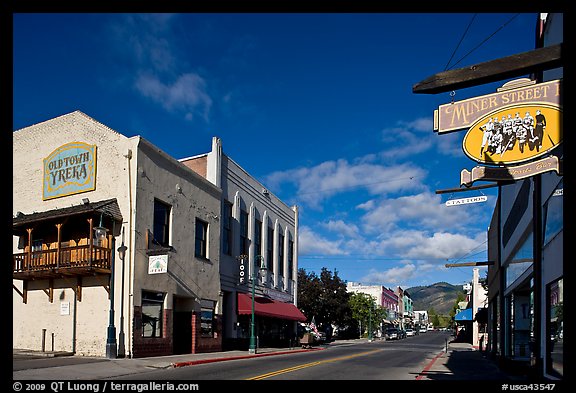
[454,308,473,321]
[237,293,307,322]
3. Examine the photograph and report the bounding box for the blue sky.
[13,12,540,289]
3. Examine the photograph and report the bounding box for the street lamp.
[239,254,267,354]
[95,212,117,359]
[117,227,128,358]
[368,300,373,342]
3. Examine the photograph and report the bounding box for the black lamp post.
[94,212,117,359]
[117,227,128,358]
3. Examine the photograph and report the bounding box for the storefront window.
[509,291,533,360]
[547,278,563,378]
[142,291,164,338]
[200,299,216,337]
[543,179,563,246]
[505,232,533,288]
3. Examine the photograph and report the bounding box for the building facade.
[181,137,305,350]
[12,111,224,357]
[455,268,488,348]
[13,113,304,357]
[485,13,563,380]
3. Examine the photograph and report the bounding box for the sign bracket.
[436,182,506,195]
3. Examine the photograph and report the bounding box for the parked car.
[419,326,427,333]
[405,328,415,337]
[315,331,327,344]
[385,327,399,340]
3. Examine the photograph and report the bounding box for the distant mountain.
[406,282,466,316]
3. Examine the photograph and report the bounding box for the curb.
[172,347,324,368]
[14,350,75,358]
[415,350,446,380]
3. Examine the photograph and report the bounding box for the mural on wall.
[43,142,97,200]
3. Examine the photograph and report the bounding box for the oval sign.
[462,103,562,165]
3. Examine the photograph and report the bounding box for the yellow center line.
[246,348,383,380]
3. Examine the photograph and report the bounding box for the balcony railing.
[13,244,111,279]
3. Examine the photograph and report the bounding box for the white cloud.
[376,229,486,260]
[360,264,418,286]
[266,159,427,209]
[361,192,473,235]
[135,73,212,122]
[356,200,375,210]
[321,220,361,239]
[110,14,214,122]
[298,226,347,256]
[407,231,485,259]
[380,117,462,159]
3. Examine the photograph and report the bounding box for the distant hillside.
[406,282,466,316]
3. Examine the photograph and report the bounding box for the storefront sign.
[434,79,561,134]
[445,195,487,207]
[60,302,70,316]
[239,257,246,285]
[462,103,562,165]
[460,155,562,187]
[43,142,97,200]
[263,288,293,303]
[148,254,168,274]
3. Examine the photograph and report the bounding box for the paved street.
[13,331,533,383]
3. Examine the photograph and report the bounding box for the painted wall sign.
[43,142,97,200]
[148,254,168,274]
[434,79,561,134]
[460,155,562,187]
[445,195,487,207]
[462,103,562,165]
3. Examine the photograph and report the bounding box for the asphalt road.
[109,331,451,380]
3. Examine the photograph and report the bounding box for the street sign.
[445,196,487,207]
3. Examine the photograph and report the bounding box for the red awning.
[237,293,307,322]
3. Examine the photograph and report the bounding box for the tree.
[348,292,387,338]
[297,267,352,329]
[449,292,467,328]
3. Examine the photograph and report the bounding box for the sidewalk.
[13,344,326,380]
[13,339,530,381]
[416,342,529,381]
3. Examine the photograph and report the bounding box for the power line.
[447,13,521,71]
[300,255,470,262]
[444,13,477,71]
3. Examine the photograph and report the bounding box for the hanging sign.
[462,103,562,165]
[445,195,487,207]
[460,155,562,187]
[434,79,561,134]
[148,254,168,274]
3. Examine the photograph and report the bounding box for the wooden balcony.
[13,244,112,280]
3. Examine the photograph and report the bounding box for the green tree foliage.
[297,267,352,328]
[348,292,387,337]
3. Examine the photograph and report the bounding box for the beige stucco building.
[13,111,223,357]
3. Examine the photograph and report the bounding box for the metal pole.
[42,329,46,352]
[105,218,117,359]
[117,228,127,358]
[368,303,373,341]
